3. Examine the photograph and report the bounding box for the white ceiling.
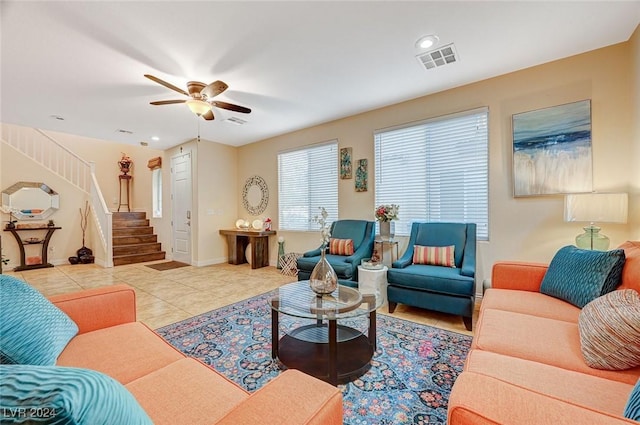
[1,1,639,150]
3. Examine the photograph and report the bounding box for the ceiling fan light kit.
[145,74,251,121]
[186,99,212,116]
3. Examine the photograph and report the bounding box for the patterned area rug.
[156,292,472,424]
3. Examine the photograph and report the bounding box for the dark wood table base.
[272,310,377,385]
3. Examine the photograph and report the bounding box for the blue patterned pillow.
[0,275,78,365]
[625,379,640,421]
[540,246,626,308]
[0,365,153,424]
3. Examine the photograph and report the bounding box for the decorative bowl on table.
[361,259,383,270]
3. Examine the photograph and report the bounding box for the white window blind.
[374,108,489,240]
[278,141,338,230]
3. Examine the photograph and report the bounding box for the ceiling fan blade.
[212,101,251,114]
[202,110,215,121]
[150,100,187,105]
[201,80,228,99]
[144,74,188,96]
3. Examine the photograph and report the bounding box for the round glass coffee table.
[270,280,383,385]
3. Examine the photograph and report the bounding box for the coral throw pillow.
[413,245,456,267]
[329,238,354,256]
[578,289,640,370]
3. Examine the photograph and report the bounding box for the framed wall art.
[340,147,352,179]
[355,158,368,192]
[512,99,593,197]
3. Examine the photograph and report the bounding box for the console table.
[3,226,61,271]
[219,229,276,269]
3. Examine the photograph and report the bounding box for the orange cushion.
[413,245,455,267]
[482,288,580,323]
[329,238,354,256]
[57,322,184,384]
[464,349,633,416]
[126,358,248,425]
[473,308,640,384]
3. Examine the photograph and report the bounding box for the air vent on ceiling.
[225,117,247,125]
[116,129,134,135]
[416,43,459,70]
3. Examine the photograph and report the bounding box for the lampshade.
[185,99,212,116]
[564,193,628,223]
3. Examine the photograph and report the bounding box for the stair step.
[113,242,162,256]
[113,251,166,266]
[113,219,149,227]
[113,211,147,220]
[113,227,153,236]
[113,234,157,245]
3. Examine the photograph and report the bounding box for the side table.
[357,265,388,305]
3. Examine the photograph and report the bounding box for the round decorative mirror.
[242,175,269,216]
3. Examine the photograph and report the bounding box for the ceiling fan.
[144,74,251,121]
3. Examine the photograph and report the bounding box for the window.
[374,107,489,240]
[152,168,162,218]
[278,141,338,230]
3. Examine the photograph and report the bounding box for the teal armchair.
[297,220,375,287]
[387,222,476,330]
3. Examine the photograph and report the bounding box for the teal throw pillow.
[624,379,640,421]
[0,275,78,365]
[0,365,153,424]
[540,246,625,308]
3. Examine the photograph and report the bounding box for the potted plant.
[375,204,399,241]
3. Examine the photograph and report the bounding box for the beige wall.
[0,125,166,268]
[630,24,640,239]
[238,40,636,287]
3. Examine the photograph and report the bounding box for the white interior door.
[171,152,192,264]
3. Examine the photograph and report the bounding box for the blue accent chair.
[297,220,375,288]
[387,222,477,330]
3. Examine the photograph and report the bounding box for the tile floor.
[3,262,478,335]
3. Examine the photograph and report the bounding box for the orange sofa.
[448,241,640,424]
[48,284,343,425]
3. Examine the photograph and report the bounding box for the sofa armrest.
[448,373,635,425]
[48,284,136,335]
[490,261,549,292]
[217,369,342,425]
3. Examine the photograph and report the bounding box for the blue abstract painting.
[512,100,593,197]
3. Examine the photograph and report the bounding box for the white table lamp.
[564,193,628,250]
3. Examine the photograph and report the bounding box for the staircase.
[112,212,165,266]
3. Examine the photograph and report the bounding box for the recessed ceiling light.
[415,34,439,49]
[151,136,159,141]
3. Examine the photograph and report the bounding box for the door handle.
[187,210,191,219]
[186,220,190,226]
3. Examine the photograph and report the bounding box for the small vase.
[309,249,338,295]
[379,221,394,241]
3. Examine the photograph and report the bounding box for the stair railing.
[0,125,113,267]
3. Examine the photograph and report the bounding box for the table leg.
[369,309,377,352]
[329,319,337,385]
[271,302,279,359]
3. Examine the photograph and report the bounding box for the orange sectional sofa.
[48,284,343,425]
[448,241,640,424]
